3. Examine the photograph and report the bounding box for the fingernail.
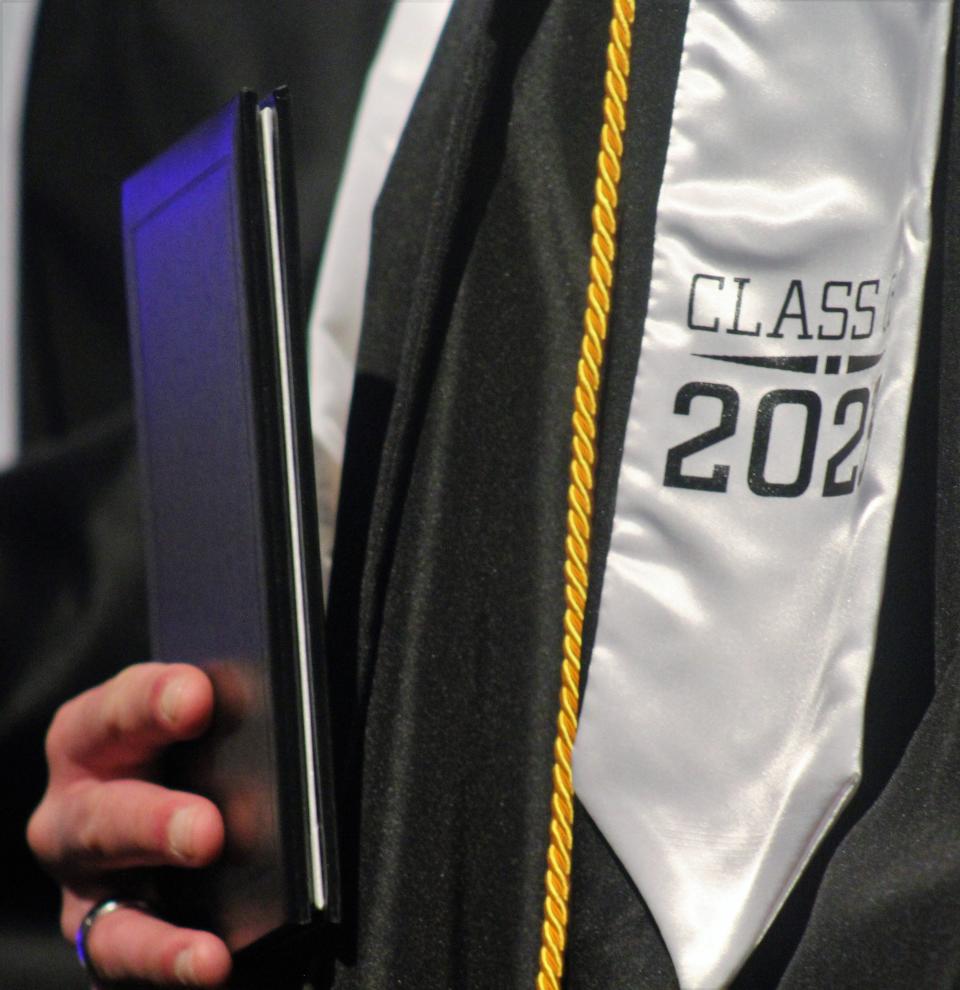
[174,947,195,984]
[160,677,186,726]
[168,807,197,861]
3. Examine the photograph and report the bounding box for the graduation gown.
[320,1,960,986]
[7,1,960,987]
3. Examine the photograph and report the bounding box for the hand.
[27,662,232,987]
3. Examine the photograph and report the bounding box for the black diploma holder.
[121,89,338,955]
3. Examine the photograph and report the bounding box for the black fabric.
[0,412,140,988]
[19,0,391,447]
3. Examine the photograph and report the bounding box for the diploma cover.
[122,89,337,951]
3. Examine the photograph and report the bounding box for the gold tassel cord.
[536,2,635,987]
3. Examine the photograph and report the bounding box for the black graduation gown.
[7,1,960,987]
[320,1,960,987]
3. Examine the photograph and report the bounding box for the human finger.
[28,778,224,879]
[64,897,231,988]
[45,662,214,781]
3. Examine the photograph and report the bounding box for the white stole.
[574,3,953,986]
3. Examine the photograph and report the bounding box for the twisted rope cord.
[536,2,635,987]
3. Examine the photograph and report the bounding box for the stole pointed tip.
[653,888,771,990]
[666,925,757,990]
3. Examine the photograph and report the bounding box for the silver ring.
[75,898,153,988]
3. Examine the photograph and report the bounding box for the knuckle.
[71,787,112,863]
[25,803,55,862]
[99,676,132,746]
[59,905,75,943]
[74,816,108,862]
[44,701,74,769]
[109,662,168,740]
[97,666,148,748]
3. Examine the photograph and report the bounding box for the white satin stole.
[574,3,953,987]
[307,0,452,593]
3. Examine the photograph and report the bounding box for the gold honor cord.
[536,1,635,988]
